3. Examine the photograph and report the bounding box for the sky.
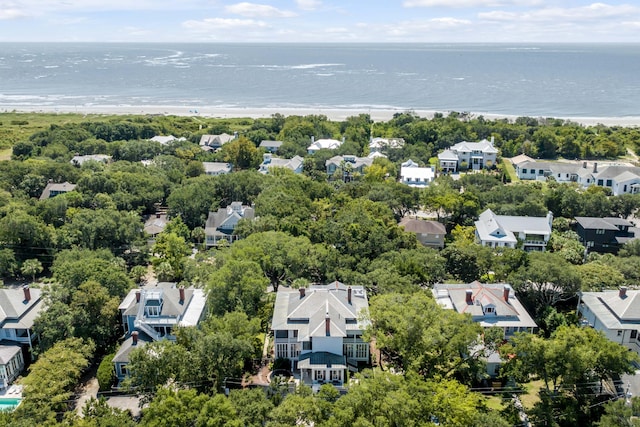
[0,0,639,43]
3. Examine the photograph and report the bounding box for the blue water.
[0,43,639,118]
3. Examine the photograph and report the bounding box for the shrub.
[97,353,116,392]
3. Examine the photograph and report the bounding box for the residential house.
[0,345,24,389]
[70,154,111,166]
[399,159,435,188]
[574,217,638,254]
[475,208,552,251]
[259,140,283,153]
[203,162,233,176]
[144,213,168,240]
[113,284,207,381]
[0,286,44,354]
[433,282,537,376]
[398,217,446,249]
[259,154,304,174]
[39,181,76,200]
[516,160,640,196]
[205,202,255,247]
[368,137,404,153]
[149,135,186,145]
[437,138,498,172]
[325,155,372,181]
[199,133,237,152]
[307,136,343,154]
[271,282,370,388]
[578,287,640,355]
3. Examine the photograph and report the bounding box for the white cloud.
[295,0,322,11]
[225,2,296,18]
[0,8,28,19]
[403,0,540,7]
[182,17,268,33]
[479,3,640,22]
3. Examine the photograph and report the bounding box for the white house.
[259,154,304,175]
[149,135,186,145]
[369,137,404,153]
[399,159,435,188]
[578,287,640,355]
[307,136,343,154]
[205,202,255,246]
[475,208,552,251]
[0,286,44,353]
[271,282,370,388]
[259,140,283,153]
[203,162,233,176]
[199,133,237,152]
[70,154,111,166]
[515,160,640,196]
[113,284,207,381]
[0,345,24,389]
[433,282,538,376]
[437,138,498,172]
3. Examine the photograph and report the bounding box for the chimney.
[583,161,587,168]
[325,301,330,336]
[503,285,510,302]
[620,286,627,298]
[465,290,473,304]
[335,281,339,290]
[348,287,352,304]
[135,291,141,303]
[179,286,185,304]
[593,162,598,173]
[132,331,139,345]
[490,136,495,144]
[23,285,31,302]
[547,211,554,228]
[341,136,345,143]
[299,287,306,298]
[311,136,315,143]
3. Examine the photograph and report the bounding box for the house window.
[276,344,288,358]
[315,370,325,381]
[596,229,605,235]
[624,185,628,192]
[618,330,623,336]
[330,370,341,381]
[293,330,298,338]
[485,307,495,314]
[120,365,128,376]
[539,170,544,175]
[356,343,368,359]
[606,179,612,187]
[146,306,160,316]
[344,344,354,358]
[303,340,312,351]
[631,330,637,339]
[598,179,604,186]
[522,168,527,174]
[587,241,594,247]
[275,330,288,339]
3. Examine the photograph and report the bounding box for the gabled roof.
[272,282,369,339]
[326,155,373,170]
[433,282,537,329]
[70,154,111,166]
[144,214,168,236]
[203,162,232,174]
[307,138,342,152]
[437,149,459,161]
[593,165,640,180]
[510,154,534,166]
[450,139,498,154]
[580,289,640,330]
[259,155,304,174]
[259,140,283,149]
[39,181,76,200]
[150,135,185,145]
[475,209,552,243]
[205,203,254,236]
[575,217,628,230]
[399,217,446,235]
[0,344,21,365]
[0,287,44,330]
[119,285,206,322]
[200,133,236,146]
[474,209,517,245]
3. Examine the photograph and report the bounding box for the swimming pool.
[0,397,21,411]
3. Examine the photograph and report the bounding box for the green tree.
[152,232,190,281]
[206,259,269,317]
[20,258,42,282]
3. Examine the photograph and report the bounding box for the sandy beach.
[3,104,640,127]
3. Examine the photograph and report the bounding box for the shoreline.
[2,104,640,127]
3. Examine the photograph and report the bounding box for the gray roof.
[437,149,459,161]
[0,287,44,330]
[205,203,255,236]
[450,139,498,154]
[298,351,346,370]
[259,155,304,174]
[399,217,446,235]
[326,155,373,170]
[475,209,551,245]
[203,162,232,174]
[580,290,640,329]
[271,282,369,340]
[575,217,630,230]
[144,214,168,236]
[259,140,283,149]
[112,331,152,363]
[433,282,537,329]
[594,165,640,180]
[0,344,21,365]
[39,181,76,200]
[199,133,236,147]
[119,286,206,322]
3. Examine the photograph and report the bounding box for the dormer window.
[146,305,160,316]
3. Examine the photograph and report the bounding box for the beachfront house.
[474,208,552,251]
[369,137,404,153]
[199,133,237,152]
[271,282,370,389]
[113,284,207,381]
[437,138,498,172]
[204,202,255,247]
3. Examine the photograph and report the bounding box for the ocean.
[1,43,639,119]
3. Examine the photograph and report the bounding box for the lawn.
[501,158,519,182]
[519,379,545,409]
